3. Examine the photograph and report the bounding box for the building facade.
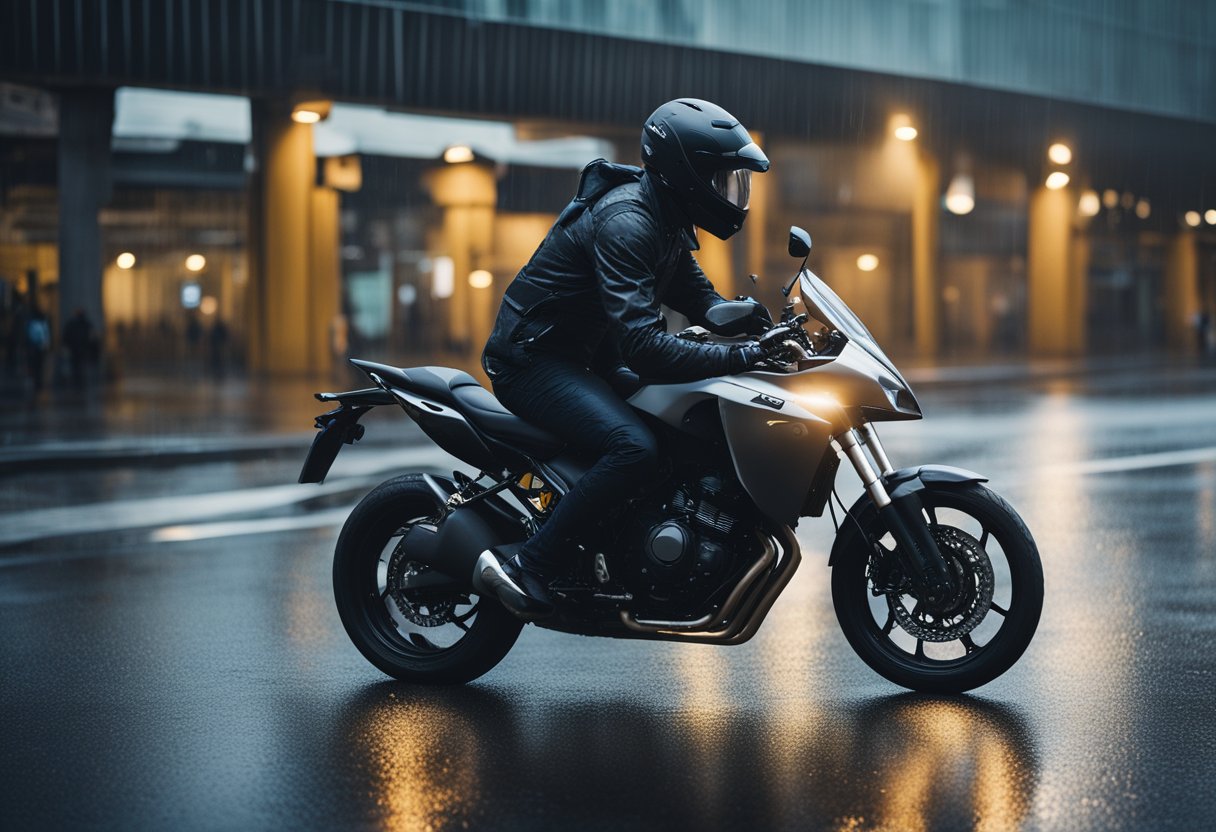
[1,0,1214,381]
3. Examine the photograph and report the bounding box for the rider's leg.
[490,353,659,572]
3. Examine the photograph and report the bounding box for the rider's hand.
[733,324,795,370]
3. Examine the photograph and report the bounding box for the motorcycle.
[300,226,1043,693]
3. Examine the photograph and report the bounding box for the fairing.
[630,276,922,524]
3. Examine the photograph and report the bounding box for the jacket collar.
[641,171,700,251]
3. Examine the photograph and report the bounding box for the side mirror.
[703,300,771,336]
[788,226,812,259]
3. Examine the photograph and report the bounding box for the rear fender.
[299,403,373,484]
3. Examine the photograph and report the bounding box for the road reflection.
[339,684,1039,832]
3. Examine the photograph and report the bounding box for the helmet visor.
[711,168,751,210]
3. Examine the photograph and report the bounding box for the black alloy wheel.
[831,481,1044,693]
[333,474,523,684]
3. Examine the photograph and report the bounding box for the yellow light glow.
[291,108,321,124]
[1047,143,1072,165]
[468,269,493,289]
[944,192,975,215]
[185,254,206,272]
[1102,189,1119,209]
[1134,199,1151,219]
[115,252,136,269]
[1206,209,1216,225]
[944,173,975,215]
[1045,171,1070,190]
[443,145,475,164]
[1078,190,1100,217]
[199,296,218,316]
[856,253,880,272]
[1184,211,1202,227]
[796,391,841,412]
[890,113,917,142]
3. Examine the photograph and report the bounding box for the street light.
[1135,199,1151,220]
[1206,209,1216,225]
[1047,143,1072,165]
[1184,211,1201,227]
[1045,171,1070,190]
[856,253,879,272]
[891,114,917,142]
[291,100,331,124]
[1078,190,1101,217]
[115,252,136,269]
[944,173,975,215]
[444,145,475,164]
[468,269,493,289]
[185,254,206,272]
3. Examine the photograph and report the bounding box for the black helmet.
[640,98,770,240]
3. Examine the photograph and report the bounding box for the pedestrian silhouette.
[63,307,94,387]
[209,319,230,379]
[25,304,51,393]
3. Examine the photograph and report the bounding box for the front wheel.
[831,481,1043,693]
[333,474,524,684]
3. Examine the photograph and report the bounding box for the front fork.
[833,425,955,605]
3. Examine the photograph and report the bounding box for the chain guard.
[887,525,994,642]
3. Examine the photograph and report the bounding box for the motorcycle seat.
[348,359,564,460]
[348,360,470,405]
[448,381,565,461]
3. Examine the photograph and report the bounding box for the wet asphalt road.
[2,364,1215,831]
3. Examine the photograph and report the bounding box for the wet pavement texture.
[2,362,1215,831]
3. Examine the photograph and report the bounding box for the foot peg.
[475,550,556,621]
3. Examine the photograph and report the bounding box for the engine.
[620,470,758,608]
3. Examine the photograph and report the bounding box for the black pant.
[487,353,659,569]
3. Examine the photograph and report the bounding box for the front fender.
[883,464,988,500]
[827,465,988,567]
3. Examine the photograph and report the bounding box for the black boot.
[479,552,557,620]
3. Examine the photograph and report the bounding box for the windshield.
[798,269,907,385]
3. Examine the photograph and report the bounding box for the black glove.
[731,325,794,371]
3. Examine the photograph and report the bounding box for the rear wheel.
[333,474,523,684]
[831,481,1043,693]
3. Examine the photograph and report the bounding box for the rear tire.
[333,474,524,684]
[831,481,1043,693]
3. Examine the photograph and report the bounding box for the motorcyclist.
[481,98,783,618]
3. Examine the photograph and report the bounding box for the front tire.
[831,481,1043,693]
[333,474,524,684]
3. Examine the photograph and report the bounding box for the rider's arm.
[661,250,726,326]
[593,209,753,382]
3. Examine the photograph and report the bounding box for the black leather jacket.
[483,161,752,383]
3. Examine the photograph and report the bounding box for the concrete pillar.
[696,232,734,297]
[1068,233,1091,354]
[423,163,497,353]
[912,151,941,357]
[309,187,340,374]
[57,88,114,338]
[1027,184,1082,355]
[1164,231,1199,351]
[248,101,339,374]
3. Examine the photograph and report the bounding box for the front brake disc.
[887,526,994,642]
